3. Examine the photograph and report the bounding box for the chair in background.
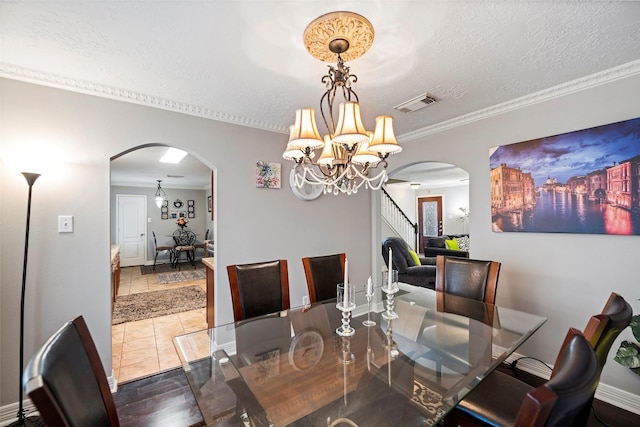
[382,236,437,289]
[193,228,209,259]
[23,316,120,426]
[172,229,196,268]
[301,253,346,303]
[444,328,600,427]
[575,292,633,424]
[435,255,501,304]
[227,260,290,322]
[152,231,174,271]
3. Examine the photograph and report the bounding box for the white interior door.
[117,194,147,267]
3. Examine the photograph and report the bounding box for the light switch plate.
[58,215,73,233]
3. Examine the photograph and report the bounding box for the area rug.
[112,286,206,325]
[411,380,446,424]
[140,260,205,275]
[157,270,206,284]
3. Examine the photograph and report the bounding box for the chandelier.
[283,11,402,195]
[154,180,167,208]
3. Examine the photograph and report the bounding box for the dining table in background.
[174,283,547,427]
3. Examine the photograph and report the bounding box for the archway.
[383,161,469,252]
[110,144,214,383]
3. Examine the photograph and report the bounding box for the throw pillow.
[408,249,421,266]
[445,239,460,250]
[456,236,470,252]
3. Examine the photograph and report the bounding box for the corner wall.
[395,72,640,401]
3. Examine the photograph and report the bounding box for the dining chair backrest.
[435,255,501,304]
[23,316,120,426]
[514,328,600,427]
[173,229,196,246]
[301,253,346,303]
[582,292,633,369]
[227,260,290,322]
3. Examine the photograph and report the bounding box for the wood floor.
[113,364,640,427]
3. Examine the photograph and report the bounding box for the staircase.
[381,187,418,250]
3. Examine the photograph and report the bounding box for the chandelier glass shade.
[283,11,402,195]
[154,180,167,208]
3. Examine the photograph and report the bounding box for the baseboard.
[108,369,118,393]
[0,400,39,427]
[498,348,640,415]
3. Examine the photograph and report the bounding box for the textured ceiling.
[2,1,639,188]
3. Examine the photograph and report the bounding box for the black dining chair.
[227,260,290,322]
[23,316,120,426]
[301,253,346,303]
[444,328,600,427]
[152,231,174,271]
[193,228,209,259]
[172,229,196,268]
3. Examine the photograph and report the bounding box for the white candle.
[388,247,393,288]
[367,276,373,296]
[344,259,349,307]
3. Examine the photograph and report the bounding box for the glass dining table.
[173,283,546,427]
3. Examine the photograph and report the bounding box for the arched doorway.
[110,144,214,383]
[384,161,469,251]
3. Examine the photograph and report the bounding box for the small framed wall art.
[256,161,281,189]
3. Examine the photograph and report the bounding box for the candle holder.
[362,284,376,327]
[381,270,399,320]
[336,283,355,336]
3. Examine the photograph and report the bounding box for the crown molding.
[2,60,639,141]
[398,59,640,143]
[0,63,288,134]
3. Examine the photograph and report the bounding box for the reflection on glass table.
[173,283,546,427]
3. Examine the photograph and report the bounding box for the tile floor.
[112,265,208,384]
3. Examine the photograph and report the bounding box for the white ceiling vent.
[393,93,437,113]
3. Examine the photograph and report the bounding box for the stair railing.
[381,187,418,250]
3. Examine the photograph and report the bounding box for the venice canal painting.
[490,116,640,235]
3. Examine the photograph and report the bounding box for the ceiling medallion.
[303,11,375,63]
[284,11,401,196]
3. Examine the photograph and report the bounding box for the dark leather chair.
[23,316,120,426]
[435,255,501,305]
[152,231,173,271]
[576,292,633,424]
[172,229,196,268]
[382,236,436,289]
[445,328,600,427]
[227,260,290,322]
[302,253,346,303]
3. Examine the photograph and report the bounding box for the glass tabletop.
[174,283,546,427]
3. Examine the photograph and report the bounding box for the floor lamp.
[10,172,43,427]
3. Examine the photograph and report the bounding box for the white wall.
[0,78,373,405]
[110,185,208,263]
[2,70,640,408]
[395,72,640,397]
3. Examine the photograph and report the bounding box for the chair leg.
[153,251,158,271]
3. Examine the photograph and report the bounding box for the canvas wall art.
[489,116,640,235]
[256,161,281,189]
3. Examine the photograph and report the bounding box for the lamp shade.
[368,116,402,155]
[283,126,306,160]
[317,135,336,166]
[288,108,324,150]
[352,133,381,166]
[332,102,369,147]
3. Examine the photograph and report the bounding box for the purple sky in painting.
[489,117,640,186]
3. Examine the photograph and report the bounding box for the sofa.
[423,234,470,259]
[382,237,436,289]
